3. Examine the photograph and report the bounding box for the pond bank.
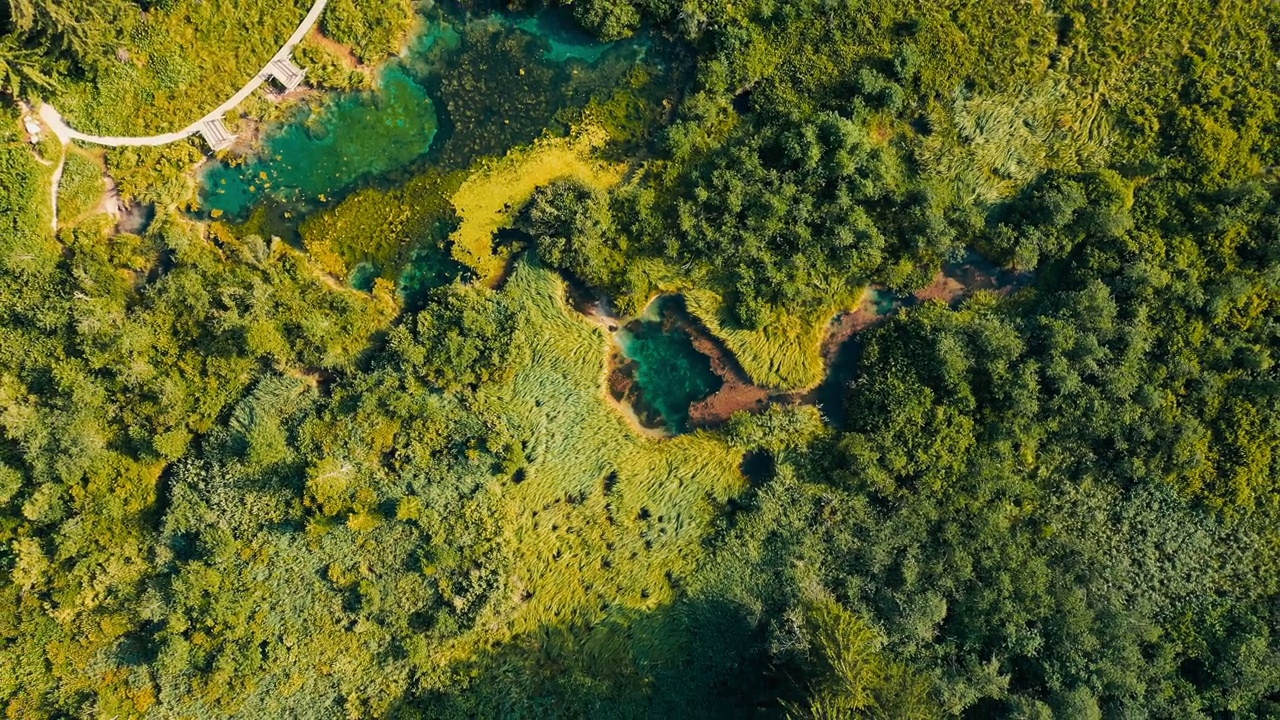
[581,253,1033,435]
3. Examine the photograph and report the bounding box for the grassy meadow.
[469,260,746,644]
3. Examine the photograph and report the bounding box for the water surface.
[202,67,438,217]
[615,298,722,433]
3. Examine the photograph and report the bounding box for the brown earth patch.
[310,28,368,71]
[913,273,967,305]
[590,254,1032,432]
[681,307,797,428]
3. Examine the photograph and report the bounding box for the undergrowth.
[456,259,746,654]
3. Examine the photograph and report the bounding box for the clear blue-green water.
[869,287,898,315]
[408,11,610,63]
[196,5,653,308]
[615,299,722,433]
[512,14,615,63]
[199,9,641,220]
[202,66,438,217]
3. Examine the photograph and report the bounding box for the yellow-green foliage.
[294,34,372,92]
[301,168,464,278]
[578,65,669,152]
[321,0,413,63]
[791,595,940,720]
[684,285,864,390]
[0,123,56,273]
[57,151,106,225]
[54,0,313,135]
[459,260,745,651]
[105,140,205,206]
[920,79,1110,205]
[449,127,626,283]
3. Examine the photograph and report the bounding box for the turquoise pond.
[410,12,610,61]
[615,299,722,433]
[202,67,437,217]
[868,287,899,315]
[512,15,615,63]
[198,8,638,221]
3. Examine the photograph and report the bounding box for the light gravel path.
[39,0,327,149]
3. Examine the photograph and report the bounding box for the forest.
[1,0,1279,717]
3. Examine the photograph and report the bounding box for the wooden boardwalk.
[199,118,236,151]
[39,0,328,151]
[268,58,307,92]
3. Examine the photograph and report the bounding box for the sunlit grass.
[55,0,313,135]
[300,168,464,279]
[920,79,1111,205]
[449,126,626,283]
[683,284,865,391]
[450,260,746,654]
[56,150,107,226]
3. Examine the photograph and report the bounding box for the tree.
[519,179,623,289]
[0,34,55,95]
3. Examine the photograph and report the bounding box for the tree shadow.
[392,596,802,718]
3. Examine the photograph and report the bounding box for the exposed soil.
[914,253,1032,307]
[585,251,1033,433]
[564,275,622,332]
[309,28,369,73]
[819,292,884,365]
[913,273,967,305]
[99,175,121,222]
[684,318,778,429]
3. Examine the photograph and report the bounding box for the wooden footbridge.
[40,0,327,152]
[198,57,308,150]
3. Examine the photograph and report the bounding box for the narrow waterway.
[601,254,1032,434]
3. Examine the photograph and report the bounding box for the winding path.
[39,0,328,148]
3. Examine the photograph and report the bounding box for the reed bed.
[470,261,746,646]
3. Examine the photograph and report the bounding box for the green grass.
[919,79,1111,205]
[321,0,414,64]
[683,284,864,391]
[449,126,626,283]
[57,151,107,225]
[300,168,464,280]
[0,125,56,273]
[450,259,746,655]
[53,0,311,135]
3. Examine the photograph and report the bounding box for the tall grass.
[683,284,865,391]
[55,0,314,136]
[56,150,107,225]
[920,79,1111,205]
[459,260,746,652]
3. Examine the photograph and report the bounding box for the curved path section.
[40,0,328,148]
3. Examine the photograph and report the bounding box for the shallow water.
[615,298,722,434]
[202,66,438,218]
[197,7,652,302]
[868,287,899,315]
[512,13,615,63]
[199,9,637,221]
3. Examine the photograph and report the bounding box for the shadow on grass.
[396,596,803,719]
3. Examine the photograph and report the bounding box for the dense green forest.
[1,0,1279,717]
